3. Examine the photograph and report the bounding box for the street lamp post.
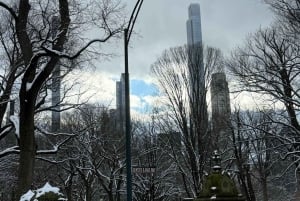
[124,1,144,200]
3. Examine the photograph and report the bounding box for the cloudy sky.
[79,0,275,112]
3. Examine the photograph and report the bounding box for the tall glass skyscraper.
[186,3,204,89]
[186,3,202,45]
[116,73,126,132]
[186,3,208,147]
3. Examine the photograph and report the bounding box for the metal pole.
[124,28,132,201]
[124,1,144,200]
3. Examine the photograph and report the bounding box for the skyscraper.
[186,3,205,102]
[211,72,231,151]
[186,3,209,156]
[116,73,126,133]
[51,16,61,132]
[186,3,202,45]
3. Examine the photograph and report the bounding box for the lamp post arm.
[126,0,144,43]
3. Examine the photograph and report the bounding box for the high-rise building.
[210,72,231,150]
[51,16,61,132]
[186,3,205,91]
[116,73,126,132]
[186,3,202,45]
[186,4,209,161]
[186,3,207,126]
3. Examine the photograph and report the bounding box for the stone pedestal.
[194,151,245,201]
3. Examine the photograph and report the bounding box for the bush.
[20,182,67,201]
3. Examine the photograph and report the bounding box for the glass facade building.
[186,3,202,45]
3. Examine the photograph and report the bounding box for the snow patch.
[213,165,221,169]
[35,182,62,198]
[19,182,64,201]
[20,190,35,201]
[26,82,33,91]
[25,62,47,92]
[44,47,67,56]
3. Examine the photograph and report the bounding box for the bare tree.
[227,22,300,199]
[61,104,126,201]
[0,0,126,198]
[131,116,181,201]
[151,44,223,197]
[227,24,300,130]
[0,7,23,152]
[265,0,300,35]
[230,107,297,201]
[230,110,256,201]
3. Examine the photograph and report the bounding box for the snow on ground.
[19,182,64,201]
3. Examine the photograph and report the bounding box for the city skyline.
[76,0,274,114]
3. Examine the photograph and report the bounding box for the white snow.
[19,182,64,201]
[0,126,11,136]
[10,115,19,138]
[26,82,33,91]
[0,146,19,157]
[211,186,217,190]
[35,182,62,198]
[25,62,47,92]
[20,190,35,201]
[43,47,67,56]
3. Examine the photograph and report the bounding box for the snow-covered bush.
[20,182,67,201]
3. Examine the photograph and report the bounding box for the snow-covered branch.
[0,146,19,158]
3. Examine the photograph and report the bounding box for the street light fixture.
[124,1,144,200]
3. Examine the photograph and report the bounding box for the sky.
[78,0,275,113]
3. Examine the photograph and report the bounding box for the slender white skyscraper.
[186,3,208,148]
[186,3,205,92]
[186,3,202,45]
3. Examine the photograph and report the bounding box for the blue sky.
[130,79,158,97]
[129,79,159,113]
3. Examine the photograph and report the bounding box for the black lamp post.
[124,1,144,200]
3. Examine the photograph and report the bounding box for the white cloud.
[230,91,285,111]
[130,94,143,109]
[64,70,116,107]
[71,0,275,113]
[89,0,274,82]
[142,95,161,107]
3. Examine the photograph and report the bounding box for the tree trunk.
[85,185,92,201]
[245,170,256,201]
[261,177,268,201]
[294,171,300,201]
[66,187,73,201]
[108,192,114,201]
[65,175,73,201]
[17,96,36,199]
